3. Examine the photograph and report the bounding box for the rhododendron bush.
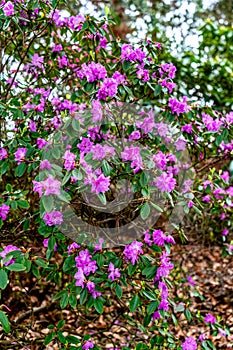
[0,0,232,349]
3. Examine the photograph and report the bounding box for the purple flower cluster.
[0,203,10,220]
[33,175,61,197]
[78,62,107,82]
[74,250,100,299]
[97,78,118,100]
[169,96,190,116]
[63,149,76,171]
[121,145,143,172]
[0,148,7,160]
[43,210,63,226]
[90,173,110,194]
[153,172,176,193]
[181,337,197,350]
[108,262,121,281]
[202,113,223,131]
[2,1,14,16]
[155,251,174,281]
[204,313,216,324]
[123,240,143,265]
[14,148,27,164]
[121,44,146,62]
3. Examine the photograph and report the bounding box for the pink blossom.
[154,172,176,192]
[91,173,110,194]
[40,175,61,196]
[108,262,121,281]
[204,313,216,324]
[0,148,8,160]
[3,1,14,16]
[43,210,63,226]
[123,240,143,265]
[182,337,197,350]
[169,96,190,116]
[0,203,10,220]
[14,148,27,164]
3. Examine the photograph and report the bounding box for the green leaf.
[0,310,10,333]
[72,169,83,180]
[57,319,65,330]
[115,284,122,298]
[94,298,104,314]
[69,294,77,309]
[41,195,54,212]
[127,263,137,276]
[60,293,69,309]
[154,85,162,96]
[15,163,26,177]
[72,118,80,132]
[5,263,26,272]
[150,201,164,213]
[57,331,67,344]
[136,342,148,350]
[147,301,158,315]
[122,60,131,71]
[142,290,157,301]
[63,255,75,272]
[142,266,157,279]
[184,308,192,322]
[44,332,56,346]
[48,236,56,251]
[17,199,30,209]
[0,270,8,289]
[129,294,140,312]
[80,288,88,305]
[140,202,150,220]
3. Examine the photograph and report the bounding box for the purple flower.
[221,228,229,236]
[108,262,121,281]
[202,113,222,131]
[169,96,190,116]
[0,203,10,220]
[0,148,8,160]
[158,299,169,311]
[155,251,173,280]
[220,171,230,183]
[0,245,21,266]
[187,276,195,287]
[82,340,94,350]
[91,99,103,122]
[75,249,98,276]
[136,113,155,134]
[144,231,152,246]
[91,144,115,161]
[121,146,143,172]
[181,337,197,350]
[158,281,168,299]
[40,160,52,170]
[137,68,150,81]
[159,63,176,79]
[29,120,37,132]
[154,172,176,192]
[78,138,93,154]
[182,123,193,134]
[3,1,14,16]
[153,229,166,246]
[91,173,110,194]
[31,53,44,68]
[199,333,206,342]
[74,268,85,288]
[79,62,107,82]
[37,138,48,149]
[43,210,63,226]
[97,78,118,100]
[40,175,61,196]
[63,150,76,171]
[129,131,141,141]
[121,44,146,62]
[204,313,216,324]
[94,238,104,252]
[68,242,80,255]
[14,148,27,164]
[123,240,143,265]
[152,311,160,320]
